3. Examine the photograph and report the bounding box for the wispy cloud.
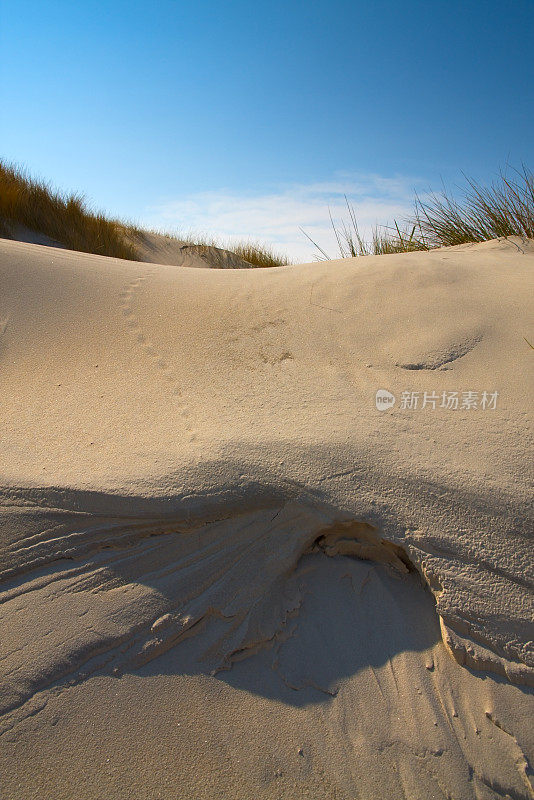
[141,173,426,262]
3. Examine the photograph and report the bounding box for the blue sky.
[1,0,533,260]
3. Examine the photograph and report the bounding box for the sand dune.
[0,236,533,799]
[6,223,261,269]
[131,229,262,269]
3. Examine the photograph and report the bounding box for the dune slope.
[0,236,533,799]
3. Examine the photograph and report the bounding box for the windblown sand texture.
[0,236,533,799]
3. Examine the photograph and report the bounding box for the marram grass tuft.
[305,165,533,260]
[0,161,139,260]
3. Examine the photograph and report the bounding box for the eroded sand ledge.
[0,237,533,799]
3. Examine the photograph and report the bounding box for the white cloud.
[140,173,425,263]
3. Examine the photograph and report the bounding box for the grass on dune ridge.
[227,240,289,268]
[1,159,532,266]
[0,161,139,261]
[0,160,290,267]
[305,164,534,259]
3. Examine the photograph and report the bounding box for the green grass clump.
[0,161,139,260]
[306,165,533,260]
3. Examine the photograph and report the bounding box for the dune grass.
[0,160,290,267]
[227,240,291,268]
[302,200,428,259]
[307,165,534,259]
[0,161,139,260]
[413,165,534,247]
[5,158,530,267]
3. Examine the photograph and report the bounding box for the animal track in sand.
[119,267,197,443]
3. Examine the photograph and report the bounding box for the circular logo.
[375,389,396,411]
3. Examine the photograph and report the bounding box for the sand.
[0,235,533,799]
